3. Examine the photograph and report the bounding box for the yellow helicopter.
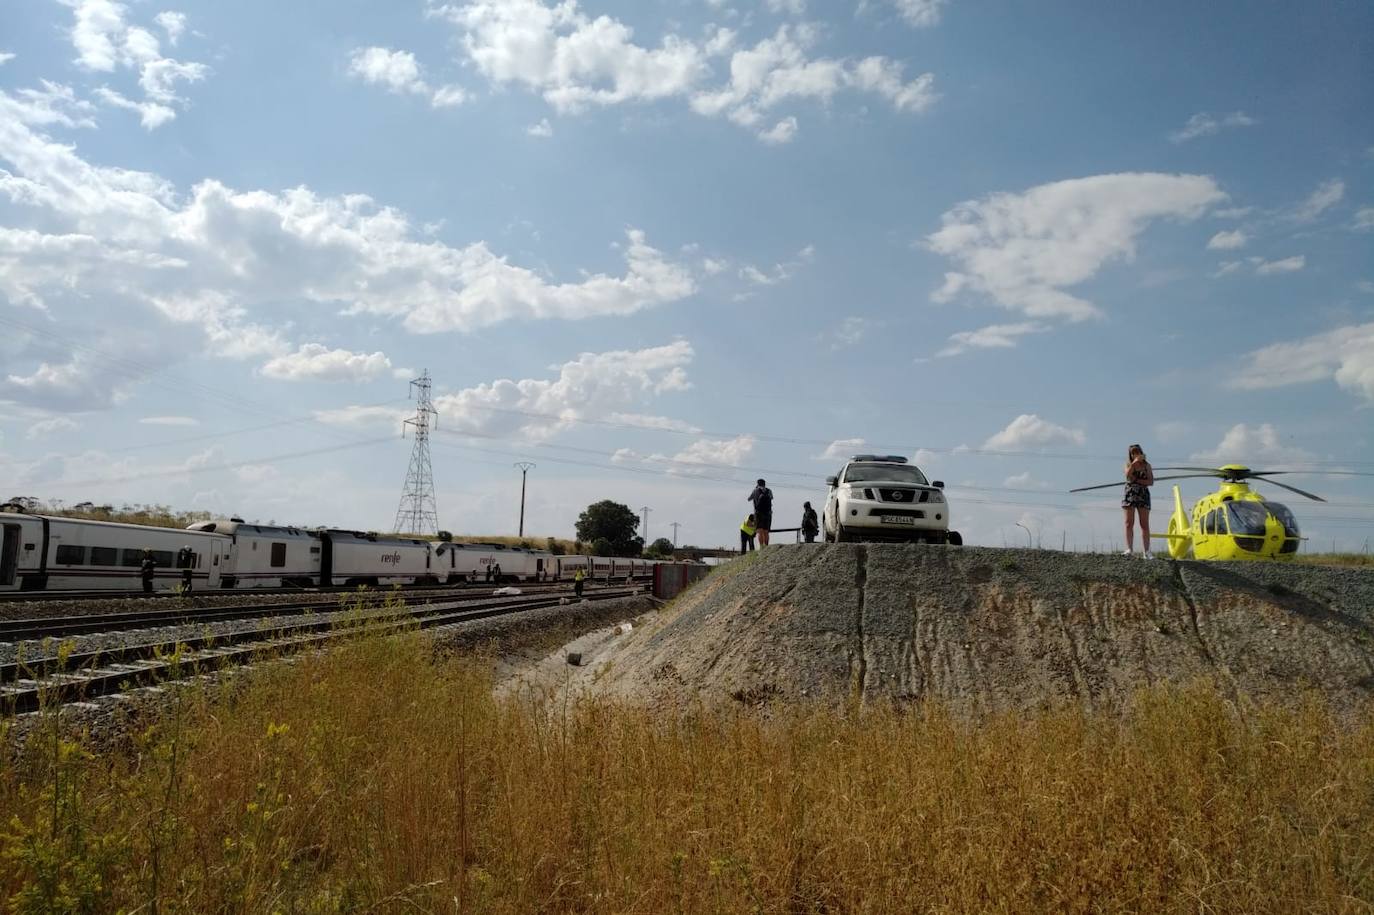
[1071,464,1362,561]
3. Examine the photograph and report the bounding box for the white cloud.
[0,92,697,377]
[441,0,708,112]
[0,53,15,65]
[663,434,756,472]
[1169,111,1256,143]
[702,257,728,275]
[690,25,936,140]
[758,116,798,144]
[139,415,199,426]
[59,0,208,128]
[313,405,409,430]
[1294,178,1344,222]
[436,3,935,141]
[935,321,1047,357]
[526,117,553,137]
[1230,322,1374,402]
[349,46,466,108]
[765,0,806,13]
[884,0,947,28]
[983,414,1086,451]
[1352,207,1374,231]
[1003,470,1047,489]
[26,416,80,440]
[259,344,394,382]
[816,438,865,461]
[605,412,702,433]
[927,173,1225,321]
[1190,423,1316,466]
[432,341,694,442]
[154,11,186,44]
[1206,229,1247,250]
[93,86,175,129]
[828,316,871,349]
[1253,255,1305,275]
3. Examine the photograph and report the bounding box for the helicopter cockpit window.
[1207,509,1227,535]
[1226,503,1268,537]
[1266,502,1302,554]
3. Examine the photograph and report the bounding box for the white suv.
[823,454,962,545]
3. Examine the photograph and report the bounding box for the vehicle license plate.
[881,515,916,525]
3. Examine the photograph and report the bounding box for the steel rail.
[0,582,635,642]
[1,589,640,714]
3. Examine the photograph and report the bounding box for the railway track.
[0,582,637,641]
[1,588,642,714]
[0,576,651,604]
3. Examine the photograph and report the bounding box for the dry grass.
[2,634,1372,914]
[1295,553,1374,569]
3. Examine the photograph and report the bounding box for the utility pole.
[670,521,681,547]
[514,462,535,537]
[1015,521,1032,547]
[639,506,652,544]
[393,370,439,535]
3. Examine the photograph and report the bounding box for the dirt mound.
[587,545,1374,713]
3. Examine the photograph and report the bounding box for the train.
[0,510,666,593]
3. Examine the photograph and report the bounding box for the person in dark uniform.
[140,548,156,593]
[492,562,502,583]
[801,502,819,543]
[484,564,492,582]
[748,479,773,546]
[176,545,195,592]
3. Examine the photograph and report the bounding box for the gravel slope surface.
[568,545,1374,714]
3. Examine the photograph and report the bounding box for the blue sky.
[2,0,1373,551]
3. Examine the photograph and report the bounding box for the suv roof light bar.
[851,454,909,464]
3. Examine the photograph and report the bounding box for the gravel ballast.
[563,544,1374,714]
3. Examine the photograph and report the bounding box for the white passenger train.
[0,510,664,593]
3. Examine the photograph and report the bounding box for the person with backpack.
[748,479,773,546]
[801,502,819,543]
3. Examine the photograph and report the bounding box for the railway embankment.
[547,544,1374,714]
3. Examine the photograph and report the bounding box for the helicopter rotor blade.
[1069,473,1218,493]
[1152,466,1224,473]
[1253,478,1326,502]
[1248,470,1374,478]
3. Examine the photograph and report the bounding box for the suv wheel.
[947,531,963,546]
[834,524,848,543]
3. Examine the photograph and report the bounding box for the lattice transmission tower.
[393,369,440,535]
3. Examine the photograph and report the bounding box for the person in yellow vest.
[574,566,586,598]
[740,513,757,553]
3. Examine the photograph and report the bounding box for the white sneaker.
[1142,552,1155,560]
[1122,549,1133,557]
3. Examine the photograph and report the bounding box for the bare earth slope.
[593,544,1374,713]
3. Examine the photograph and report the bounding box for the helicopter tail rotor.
[1165,485,1191,559]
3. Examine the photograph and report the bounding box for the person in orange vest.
[740,513,757,553]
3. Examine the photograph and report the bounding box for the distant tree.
[576,500,642,556]
[645,537,675,559]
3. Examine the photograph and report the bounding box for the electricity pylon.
[393,370,439,535]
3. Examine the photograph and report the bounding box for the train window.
[270,542,287,568]
[90,546,117,565]
[153,551,175,567]
[121,549,142,567]
[55,545,86,565]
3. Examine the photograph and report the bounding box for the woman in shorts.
[1122,443,1154,557]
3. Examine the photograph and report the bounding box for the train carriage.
[188,520,320,588]
[324,531,434,586]
[3,512,227,592]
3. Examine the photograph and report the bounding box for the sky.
[2,0,1373,552]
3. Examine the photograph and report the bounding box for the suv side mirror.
[932,481,944,489]
[825,476,838,487]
